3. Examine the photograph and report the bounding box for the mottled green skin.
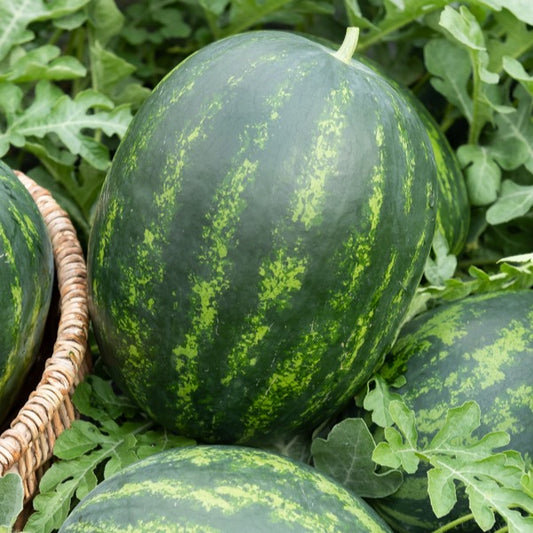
[88,30,437,444]
[358,56,469,255]
[415,101,470,255]
[373,290,533,532]
[59,445,392,533]
[0,161,54,424]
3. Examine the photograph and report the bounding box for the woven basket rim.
[0,171,90,499]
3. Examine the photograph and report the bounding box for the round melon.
[59,445,392,532]
[372,289,533,532]
[0,161,54,424]
[87,28,437,445]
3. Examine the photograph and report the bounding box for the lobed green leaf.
[367,385,533,530]
[0,0,90,62]
[0,473,23,531]
[23,375,195,533]
[311,418,403,498]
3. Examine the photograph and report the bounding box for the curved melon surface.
[0,161,54,424]
[373,289,533,532]
[415,102,469,255]
[59,445,392,532]
[358,55,469,256]
[88,29,437,444]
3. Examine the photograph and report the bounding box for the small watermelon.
[0,161,54,424]
[87,28,437,445]
[372,289,533,532]
[59,445,393,532]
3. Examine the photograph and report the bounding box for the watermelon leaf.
[0,0,91,62]
[424,230,457,286]
[456,144,501,207]
[478,0,533,26]
[311,418,403,498]
[0,45,86,83]
[373,402,419,475]
[23,375,195,533]
[365,387,533,531]
[487,85,533,173]
[409,257,533,316]
[438,5,498,144]
[502,55,533,95]
[362,375,405,428]
[0,81,132,170]
[424,38,473,121]
[522,470,533,498]
[0,473,24,531]
[485,180,533,225]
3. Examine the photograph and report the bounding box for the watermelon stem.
[332,27,360,63]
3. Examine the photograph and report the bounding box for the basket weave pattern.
[0,172,91,502]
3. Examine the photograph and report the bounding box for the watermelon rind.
[59,445,393,532]
[0,161,54,425]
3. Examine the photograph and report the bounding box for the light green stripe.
[0,222,22,389]
[95,197,121,273]
[492,384,533,439]
[170,158,258,411]
[171,62,314,416]
[217,65,319,388]
[220,246,307,387]
[116,96,225,405]
[62,518,204,533]
[291,85,353,229]
[332,119,385,316]
[314,118,386,374]
[73,478,329,531]
[231,84,353,437]
[8,207,41,255]
[393,103,417,215]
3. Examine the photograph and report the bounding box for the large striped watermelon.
[372,290,533,532]
[87,28,437,445]
[59,445,393,532]
[0,161,54,424]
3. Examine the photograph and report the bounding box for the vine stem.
[357,0,450,53]
[220,0,292,37]
[467,49,483,145]
[432,512,477,533]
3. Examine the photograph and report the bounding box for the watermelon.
[415,100,470,256]
[87,28,437,445]
[59,444,393,532]
[0,161,54,424]
[358,55,469,256]
[371,289,533,532]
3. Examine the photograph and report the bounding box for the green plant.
[21,375,194,532]
[372,289,533,531]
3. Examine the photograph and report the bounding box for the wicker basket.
[0,172,91,517]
